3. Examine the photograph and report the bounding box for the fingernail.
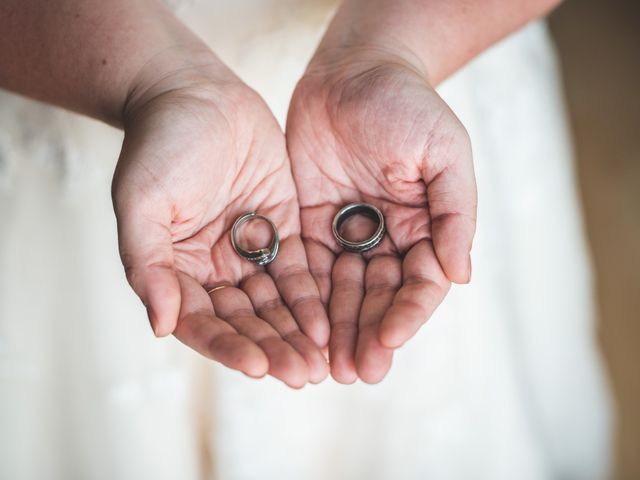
[146,307,161,337]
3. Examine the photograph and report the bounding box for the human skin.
[0,0,562,386]
[287,0,562,383]
[0,0,330,388]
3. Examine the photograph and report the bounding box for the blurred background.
[549,1,640,479]
[0,1,637,478]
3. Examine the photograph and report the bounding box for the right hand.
[112,63,329,388]
[286,51,477,384]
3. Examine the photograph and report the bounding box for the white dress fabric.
[0,1,613,479]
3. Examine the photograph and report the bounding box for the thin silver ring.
[332,203,385,253]
[231,212,280,266]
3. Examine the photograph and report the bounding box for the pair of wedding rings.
[231,203,385,266]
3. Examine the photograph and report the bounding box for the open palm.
[112,80,328,387]
[287,61,477,383]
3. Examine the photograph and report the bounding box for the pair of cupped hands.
[111,45,477,388]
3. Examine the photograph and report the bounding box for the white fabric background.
[0,1,612,479]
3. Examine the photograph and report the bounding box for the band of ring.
[231,212,280,266]
[332,203,386,253]
[207,285,229,295]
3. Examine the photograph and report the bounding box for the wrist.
[315,0,563,87]
[121,47,240,127]
[307,1,433,85]
[307,42,430,85]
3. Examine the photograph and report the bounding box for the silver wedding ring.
[231,212,280,266]
[332,203,386,253]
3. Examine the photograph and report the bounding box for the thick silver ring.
[332,203,385,253]
[231,212,279,266]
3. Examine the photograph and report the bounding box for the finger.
[379,240,451,348]
[424,123,477,284]
[355,255,401,384]
[211,286,310,388]
[241,271,329,384]
[303,238,335,308]
[173,273,268,378]
[114,197,180,337]
[328,252,366,384]
[267,236,330,349]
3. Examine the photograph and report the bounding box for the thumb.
[114,195,181,337]
[424,122,477,284]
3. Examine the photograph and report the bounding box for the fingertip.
[211,334,269,378]
[298,301,330,349]
[147,305,178,338]
[431,211,475,285]
[309,361,330,384]
[261,338,310,388]
[355,340,393,385]
[310,318,330,349]
[321,345,329,360]
[306,349,329,384]
[451,254,472,284]
[147,308,171,338]
[286,381,306,390]
[378,322,407,349]
[330,362,358,385]
[243,357,270,379]
[327,320,358,384]
[237,338,270,378]
[356,363,390,385]
[437,250,468,284]
[144,268,181,336]
[282,367,309,389]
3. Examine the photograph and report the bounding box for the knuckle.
[256,297,286,316]
[290,294,322,311]
[275,264,309,283]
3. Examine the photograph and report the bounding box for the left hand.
[286,50,477,384]
[112,64,329,388]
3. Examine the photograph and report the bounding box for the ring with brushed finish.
[332,203,385,253]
